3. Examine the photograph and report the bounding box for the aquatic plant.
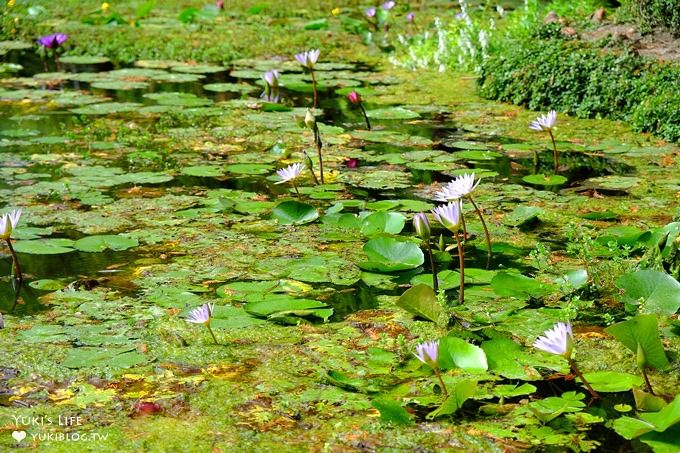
[529,110,559,173]
[533,322,599,399]
[414,340,448,396]
[1,208,23,310]
[434,173,492,264]
[304,108,324,184]
[347,90,371,130]
[295,49,320,108]
[36,33,68,49]
[413,212,437,292]
[432,201,465,303]
[275,163,305,198]
[186,303,219,345]
[261,69,281,103]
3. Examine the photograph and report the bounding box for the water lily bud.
[413,213,430,241]
[304,108,316,130]
[438,234,444,252]
[347,90,361,104]
[636,342,646,370]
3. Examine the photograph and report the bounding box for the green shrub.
[478,33,680,143]
[619,0,680,36]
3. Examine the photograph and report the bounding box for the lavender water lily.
[529,110,559,173]
[432,201,465,303]
[295,49,320,108]
[186,303,219,345]
[414,340,448,396]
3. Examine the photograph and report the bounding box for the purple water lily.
[37,33,69,49]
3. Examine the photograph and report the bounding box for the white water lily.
[275,163,305,184]
[529,110,557,131]
[533,322,573,358]
[294,49,320,69]
[0,208,21,240]
[432,201,462,233]
[414,340,440,368]
[186,303,214,324]
[433,173,481,202]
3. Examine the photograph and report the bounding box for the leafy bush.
[619,0,680,36]
[478,32,680,143]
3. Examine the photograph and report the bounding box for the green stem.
[641,366,656,396]
[314,126,324,184]
[569,359,599,399]
[358,103,371,130]
[548,130,559,174]
[433,368,448,397]
[292,181,301,200]
[311,70,318,109]
[454,231,465,304]
[469,196,492,268]
[206,323,219,345]
[426,242,438,293]
[6,239,23,312]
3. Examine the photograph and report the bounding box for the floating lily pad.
[171,64,225,74]
[522,174,568,186]
[71,102,143,115]
[181,165,225,177]
[360,237,424,272]
[59,55,111,65]
[203,83,256,93]
[13,238,75,255]
[454,150,503,161]
[444,140,489,150]
[272,201,319,225]
[503,206,543,227]
[73,235,139,253]
[144,92,213,107]
[225,163,274,175]
[585,176,641,191]
[91,81,150,90]
[396,284,444,322]
[365,107,420,120]
[615,270,680,315]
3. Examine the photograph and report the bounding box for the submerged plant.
[295,49,320,108]
[1,208,22,310]
[432,201,465,303]
[413,212,437,292]
[533,322,599,399]
[261,69,281,103]
[304,108,325,184]
[347,90,371,130]
[414,340,448,396]
[434,173,492,265]
[186,303,219,345]
[529,110,559,173]
[275,163,305,198]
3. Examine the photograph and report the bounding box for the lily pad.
[522,174,568,186]
[365,107,420,120]
[272,201,319,225]
[59,55,111,65]
[360,237,424,272]
[13,238,75,255]
[73,235,139,253]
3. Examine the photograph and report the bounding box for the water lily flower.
[347,90,361,104]
[186,303,219,344]
[275,163,305,184]
[529,110,557,131]
[433,173,480,202]
[36,33,68,49]
[0,209,21,240]
[262,70,280,89]
[382,1,396,10]
[345,158,359,169]
[295,49,320,69]
[304,108,316,130]
[432,202,461,233]
[529,110,560,173]
[414,340,439,368]
[365,7,376,17]
[186,303,214,324]
[533,322,573,358]
[215,0,224,9]
[413,213,430,241]
[407,12,414,22]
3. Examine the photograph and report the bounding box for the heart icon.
[12,431,26,442]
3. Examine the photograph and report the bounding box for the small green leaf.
[427,380,477,418]
[272,201,319,225]
[371,398,413,425]
[396,284,444,323]
[605,315,670,370]
[439,337,488,372]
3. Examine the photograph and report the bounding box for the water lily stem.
[314,126,324,184]
[548,130,559,174]
[569,359,599,399]
[426,242,438,293]
[206,324,219,345]
[469,196,492,267]
[292,181,301,199]
[5,238,24,311]
[358,103,371,130]
[311,70,318,109]
[454,231,464,304]
[641,366,656,395]
[433,368,448,397]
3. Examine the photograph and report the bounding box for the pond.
[0,5,678,452]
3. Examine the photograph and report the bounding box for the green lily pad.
[396,284,444,322]
[615,270,680,315]
[225,163,273,175]
[522,174,568,186]
[91,81,149,90]
[491,272,554,299]
[73,235,139,253]
[582,371,643,392]
[272,201,319,225]
[503,206,543,227]
[13,238,75,255]
[203,83,256,93]
[365,107,420,120]
[71,102,143,115]
[360,237,424,272]
[59,55,111,65]
[181,165,225,177]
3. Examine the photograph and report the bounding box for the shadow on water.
[0,248,139,315]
